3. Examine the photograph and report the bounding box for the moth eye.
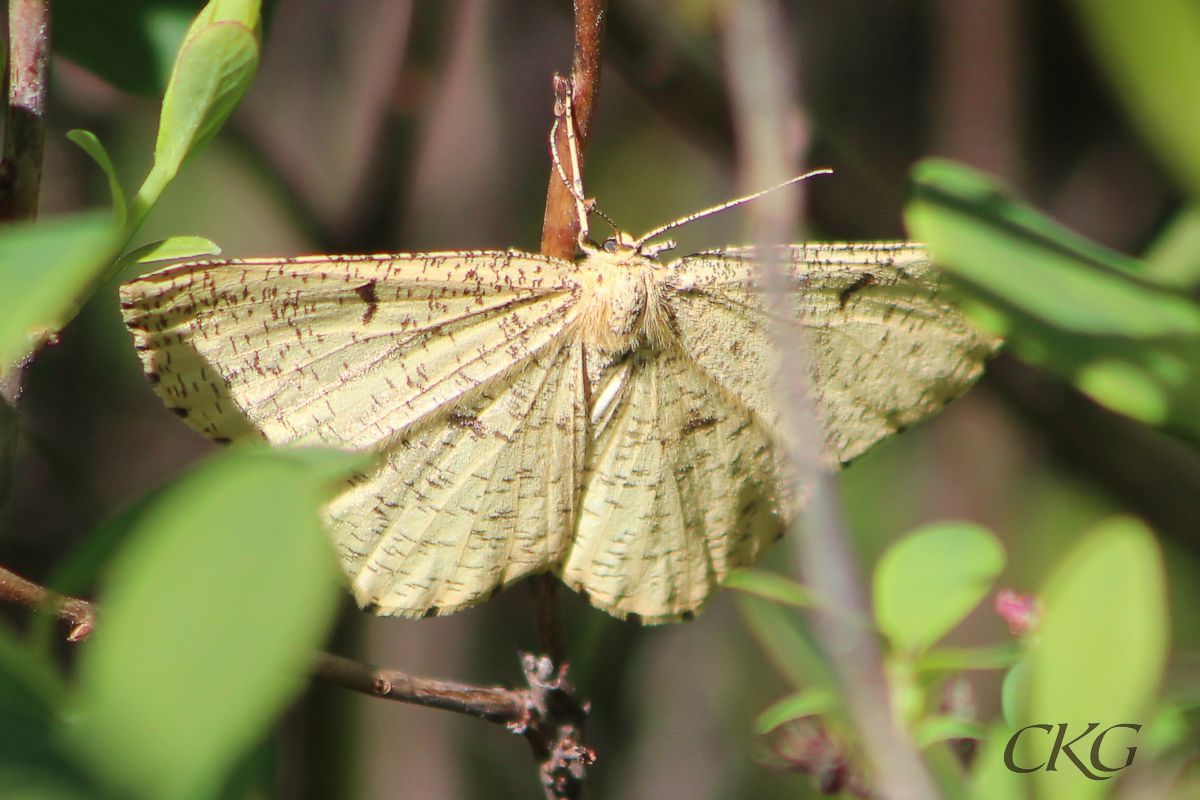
[603,238,619,253]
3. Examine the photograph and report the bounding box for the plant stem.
[0,565,95,641]
[539,0,607,260]
[721,2,941,798]
[0,0,49,221]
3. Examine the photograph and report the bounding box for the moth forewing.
[665,242,999,467]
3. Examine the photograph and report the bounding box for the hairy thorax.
[573,248,674,354]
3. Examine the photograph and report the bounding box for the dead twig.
[0,564,96,641]
[0,562,595,797]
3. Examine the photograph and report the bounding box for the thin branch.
[0,562,595,797]
[0,0,50,221]
[0,564,95,641]
[721,2,940,799]
[312,651,526,722]
[539,0,608,259]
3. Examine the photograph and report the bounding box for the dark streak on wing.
[838,272,876,309]
[682,415,720,434]
[355,280,380,324]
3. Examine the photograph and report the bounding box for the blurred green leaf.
[914,643,1022,675]
[873,521,1005,654]
[53,0,198,96]
[0,622,65,721]
[0,623,88,800]
[65,130,127,229]
[737,597,831,690]
[907,159,1200,437]
[132,8,261,229]
[1000,658,1030,728]
[0,212,120,372]
[1144,205,1200,289]
[724,568,821,609]
[1028,517,1168,800]
[914,715,987,748]
[68,446,349,800]
[1071,1,1200,204]
[754,688,836,734]
[968,725,1031,800]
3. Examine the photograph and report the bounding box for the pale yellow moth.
[119,144,997,623]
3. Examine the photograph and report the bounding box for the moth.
[120,146,997,623]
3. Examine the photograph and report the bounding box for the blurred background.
[4,0,1199,797]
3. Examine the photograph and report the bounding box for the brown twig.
[0,562,595,796]
[528,4,607,796]
[0,0,50,221]
[0,564,95,641]
[314,652,594,797]
[539,0,607,260]
[1,0,52,518]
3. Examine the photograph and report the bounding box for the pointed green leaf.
[133,16,260,227]
[724,568,821,609]
[112,237,222,281]
[914,715,987,748]
[66,130,126,229]
[754,688,837,734]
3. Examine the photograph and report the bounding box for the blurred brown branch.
[1,0,50,537]
[0,564,95,640]
[0,0,49,222]
[0,562,594,797]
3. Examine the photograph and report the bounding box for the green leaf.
[67,446,348,800]
[66,130,127,229]
[906,159,1200,437]
[112,236,222,281]
[1027,517,1167,800]
[1143,205,1200,289]
[0,212,120,372]
[968,725,1031,800]
[1000,658,1030,728]
[914,715,988,748]
[737,597,831,690]
[873,521,1005,654]
[0,623,89,800]
[914,643,1022,675]
[724,568,821,609]
[1070,1,1200,204]
[132,12,261,228]
[754,688,837,734]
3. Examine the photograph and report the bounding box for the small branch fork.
[0,563,595,798]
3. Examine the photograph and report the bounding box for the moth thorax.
[577,251,671,354]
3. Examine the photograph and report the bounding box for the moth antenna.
[633,168,834,248]
[549,115,591,246]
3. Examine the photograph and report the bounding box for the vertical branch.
[540,0,607,260]
[0,0,49,221]
[534,0,608,665]
[0,0,51,515]
[721,3,940,799]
